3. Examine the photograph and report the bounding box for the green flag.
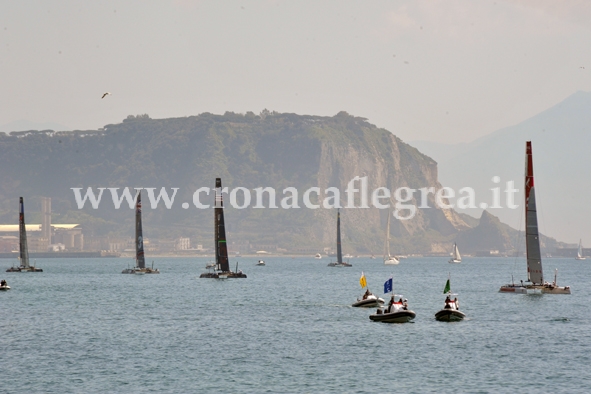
[443,279,451,294]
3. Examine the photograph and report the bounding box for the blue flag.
[384,277,393,294]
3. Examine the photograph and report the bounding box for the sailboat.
[352,272,384,307]
[499,141,570,294]
[575,239,586,260]
[435,277,466,321]
[327,209,352,267]
[200,178,247,278]
[383,211,399,265]
[122,191,159,274]
[6,197,42,272]
[448,243,461,263]
[369,277,416,323]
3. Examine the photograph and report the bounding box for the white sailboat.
[448,243,461,263]
[575,239,586,260]
[499,141,571,294]
[383,211,399,265]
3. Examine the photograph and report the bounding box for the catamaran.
[499,141,570,294]
[575,239,586,260]
[369,277,416,323]
[435,277,465,321]
[327,209,352,267]
[122,191,159,274]
[383,211,399,265]
[6,197,42,273]
[448,243,461,263]
[200,178,247,278]
[352,272,384,307]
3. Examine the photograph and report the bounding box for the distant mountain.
[411,90,591,245]
[0,111,479,254]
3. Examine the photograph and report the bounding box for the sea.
[1,256,590,393]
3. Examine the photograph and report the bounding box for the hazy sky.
[1,0,591,143]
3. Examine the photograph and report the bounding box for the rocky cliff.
[0,111,474,253]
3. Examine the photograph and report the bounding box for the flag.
[359,272,367,288]
[384,277,393,294]
[443,279,451,294]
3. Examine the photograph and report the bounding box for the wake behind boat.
[352,272,384,308]
[6,197,42,273]
[122,191,160,274]
[499,142,570,294]
[200,178,246,279]
[435,278,466,322]
[327,209,352,267]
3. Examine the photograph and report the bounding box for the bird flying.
[101,92,111,99]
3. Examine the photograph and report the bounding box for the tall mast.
[525,141,543,284]
[385,211,391,258]
[215,178,230,272]
[336,209,343,264]
[135,191,145,269]
[19,197,30,268]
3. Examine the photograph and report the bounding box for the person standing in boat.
[363,289,371,300]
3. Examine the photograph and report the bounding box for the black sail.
[215,178,230,272]
[19,197,30,268]
[336,209,343,264]
[135,191,145,269]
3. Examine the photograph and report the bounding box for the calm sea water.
[1,256,590,393]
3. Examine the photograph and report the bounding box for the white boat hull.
[352,296,385,308]
[384,258,399,265]
[448,259,461,264]
[499,285,529,294]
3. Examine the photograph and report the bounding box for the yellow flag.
[359,272,367,288]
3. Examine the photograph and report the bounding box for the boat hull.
[539,285,571,294]
[327,262,352,267]
[435,309,466,321]
[200,271,247,279]
[352,297,385,308]
[499,285,528,294]
[384,258,399,265]
[121,268,160,274]
[6,266,42,272]
[0,285,10,290]
[448,259,461,264]
[369,309,416,323]
[499,284,571,294]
